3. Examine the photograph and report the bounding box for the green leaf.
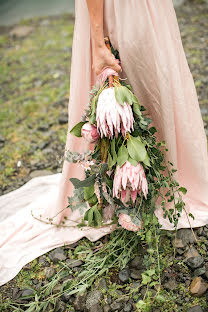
[88,194,98,205]
[88,207,94,226]
[114,85,133,105]
[127,136,147,162]
[84,184,94,200]
[108,152,113,169]
[143,153,151,167]
[133,102,141,116]
[70,174,96,188]
[141,273,151,285]
[128,156,138,167]
[91,95,98,115]
[117,145,128,167]
[94,206,103,227]
[89,113,96,125]
[70,121,87,137]
[178,187,187,195]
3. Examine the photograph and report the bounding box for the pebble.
[186,256,204,269]
[48,247,67,264]
[44,267,56,279]
[119,268,130,283]
[66,258,83,268]
[130,268,142,280]
[187,305,204,312]
[86,290,103,309]
[190,276,208,297]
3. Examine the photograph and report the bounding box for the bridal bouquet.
[65,37,190,232]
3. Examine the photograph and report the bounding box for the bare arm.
[86,0,121,75]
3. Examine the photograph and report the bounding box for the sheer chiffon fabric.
[0,0,208,286]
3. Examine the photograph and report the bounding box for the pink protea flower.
[118,213,143,232]
[81,122,100,143]
[96,87,134,139]
[113,161,148,203]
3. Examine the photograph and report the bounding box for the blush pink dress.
[0,0,208,286]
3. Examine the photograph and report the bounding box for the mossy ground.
[0,1,208,311]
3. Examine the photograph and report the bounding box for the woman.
[0,0,208,286]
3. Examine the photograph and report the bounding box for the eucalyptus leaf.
[114,85,126,106]
[91,95,98,115]
[117,145,128,167]
[143,153,151,167]
[128,156,138,167]
[70,174,96,188]
[70,121,87,137]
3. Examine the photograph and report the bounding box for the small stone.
[58,113,68,124]
[44,267,56,279]
[119,268,130,282]
[176,229,196,245]
[184,247,200,260]
[186,256,204,269]
[12,287,20,300]
[103,304,111,312]
[124,302,133,312]
[173,238,185,248]
[196,227,204,236]
[66,258,83,268]
[48,247,67,264]
[86,290,103,309]
[193,267,206,277]
[61,291,71,303]
[187,305,204,312]
[10,26,33,38]
[129,256,143,268]
[38,124,49,131]
[130,268,142,280]
[73,293,87,311]
[52,284,62,294]
[110,301,123,311]
[163,279,177,291]
[89,303,103,312]
[38,255,50,267]
[54,299,66,312]
[0,134,5,143]
[21,288,35,298]
[98,278,108,290]
[190,276,208,297]
[39,141,49,150]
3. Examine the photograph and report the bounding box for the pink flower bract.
[96,87,134,139]
[113,161,148,203]
[118,213,143,232]
[81,122,100,143]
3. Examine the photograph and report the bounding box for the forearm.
[86,0,105,50]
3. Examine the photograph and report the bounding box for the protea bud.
[81,122,100,143]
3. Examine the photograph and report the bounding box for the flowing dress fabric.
[0,0,208,286]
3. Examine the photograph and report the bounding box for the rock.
[38,255,50,267]
[193,267,206,277]
[73,293,87,311]
[12,287,21,300]
[48,247,67,264]
[124,302,133,312]
[89,303,103,312]
[98,278,108,291]
[186,256,204,269]
[184,247,200,260]
[176,229,196,246]
[61,291,71,303]
[10,26,33,38]
[110,301,123,311]
[37,124,49,131]
[52,284,62,294]
[86,290,103,309]
[129,256,143,268]
[119,268,130,283]
[58,113,68,124]
[54,299,66,312]
[21,288,35,298]
[130,268,142,280]
[163,279,177,291]
[44,267,56,279]
[30,170,53,178]
[103,304,111,312]
[39,141,49,150]
[66,259,83,268]
[187,305,204,312]
[173,238,185,248]
[131,281,141,289]
[190,277,208,297]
